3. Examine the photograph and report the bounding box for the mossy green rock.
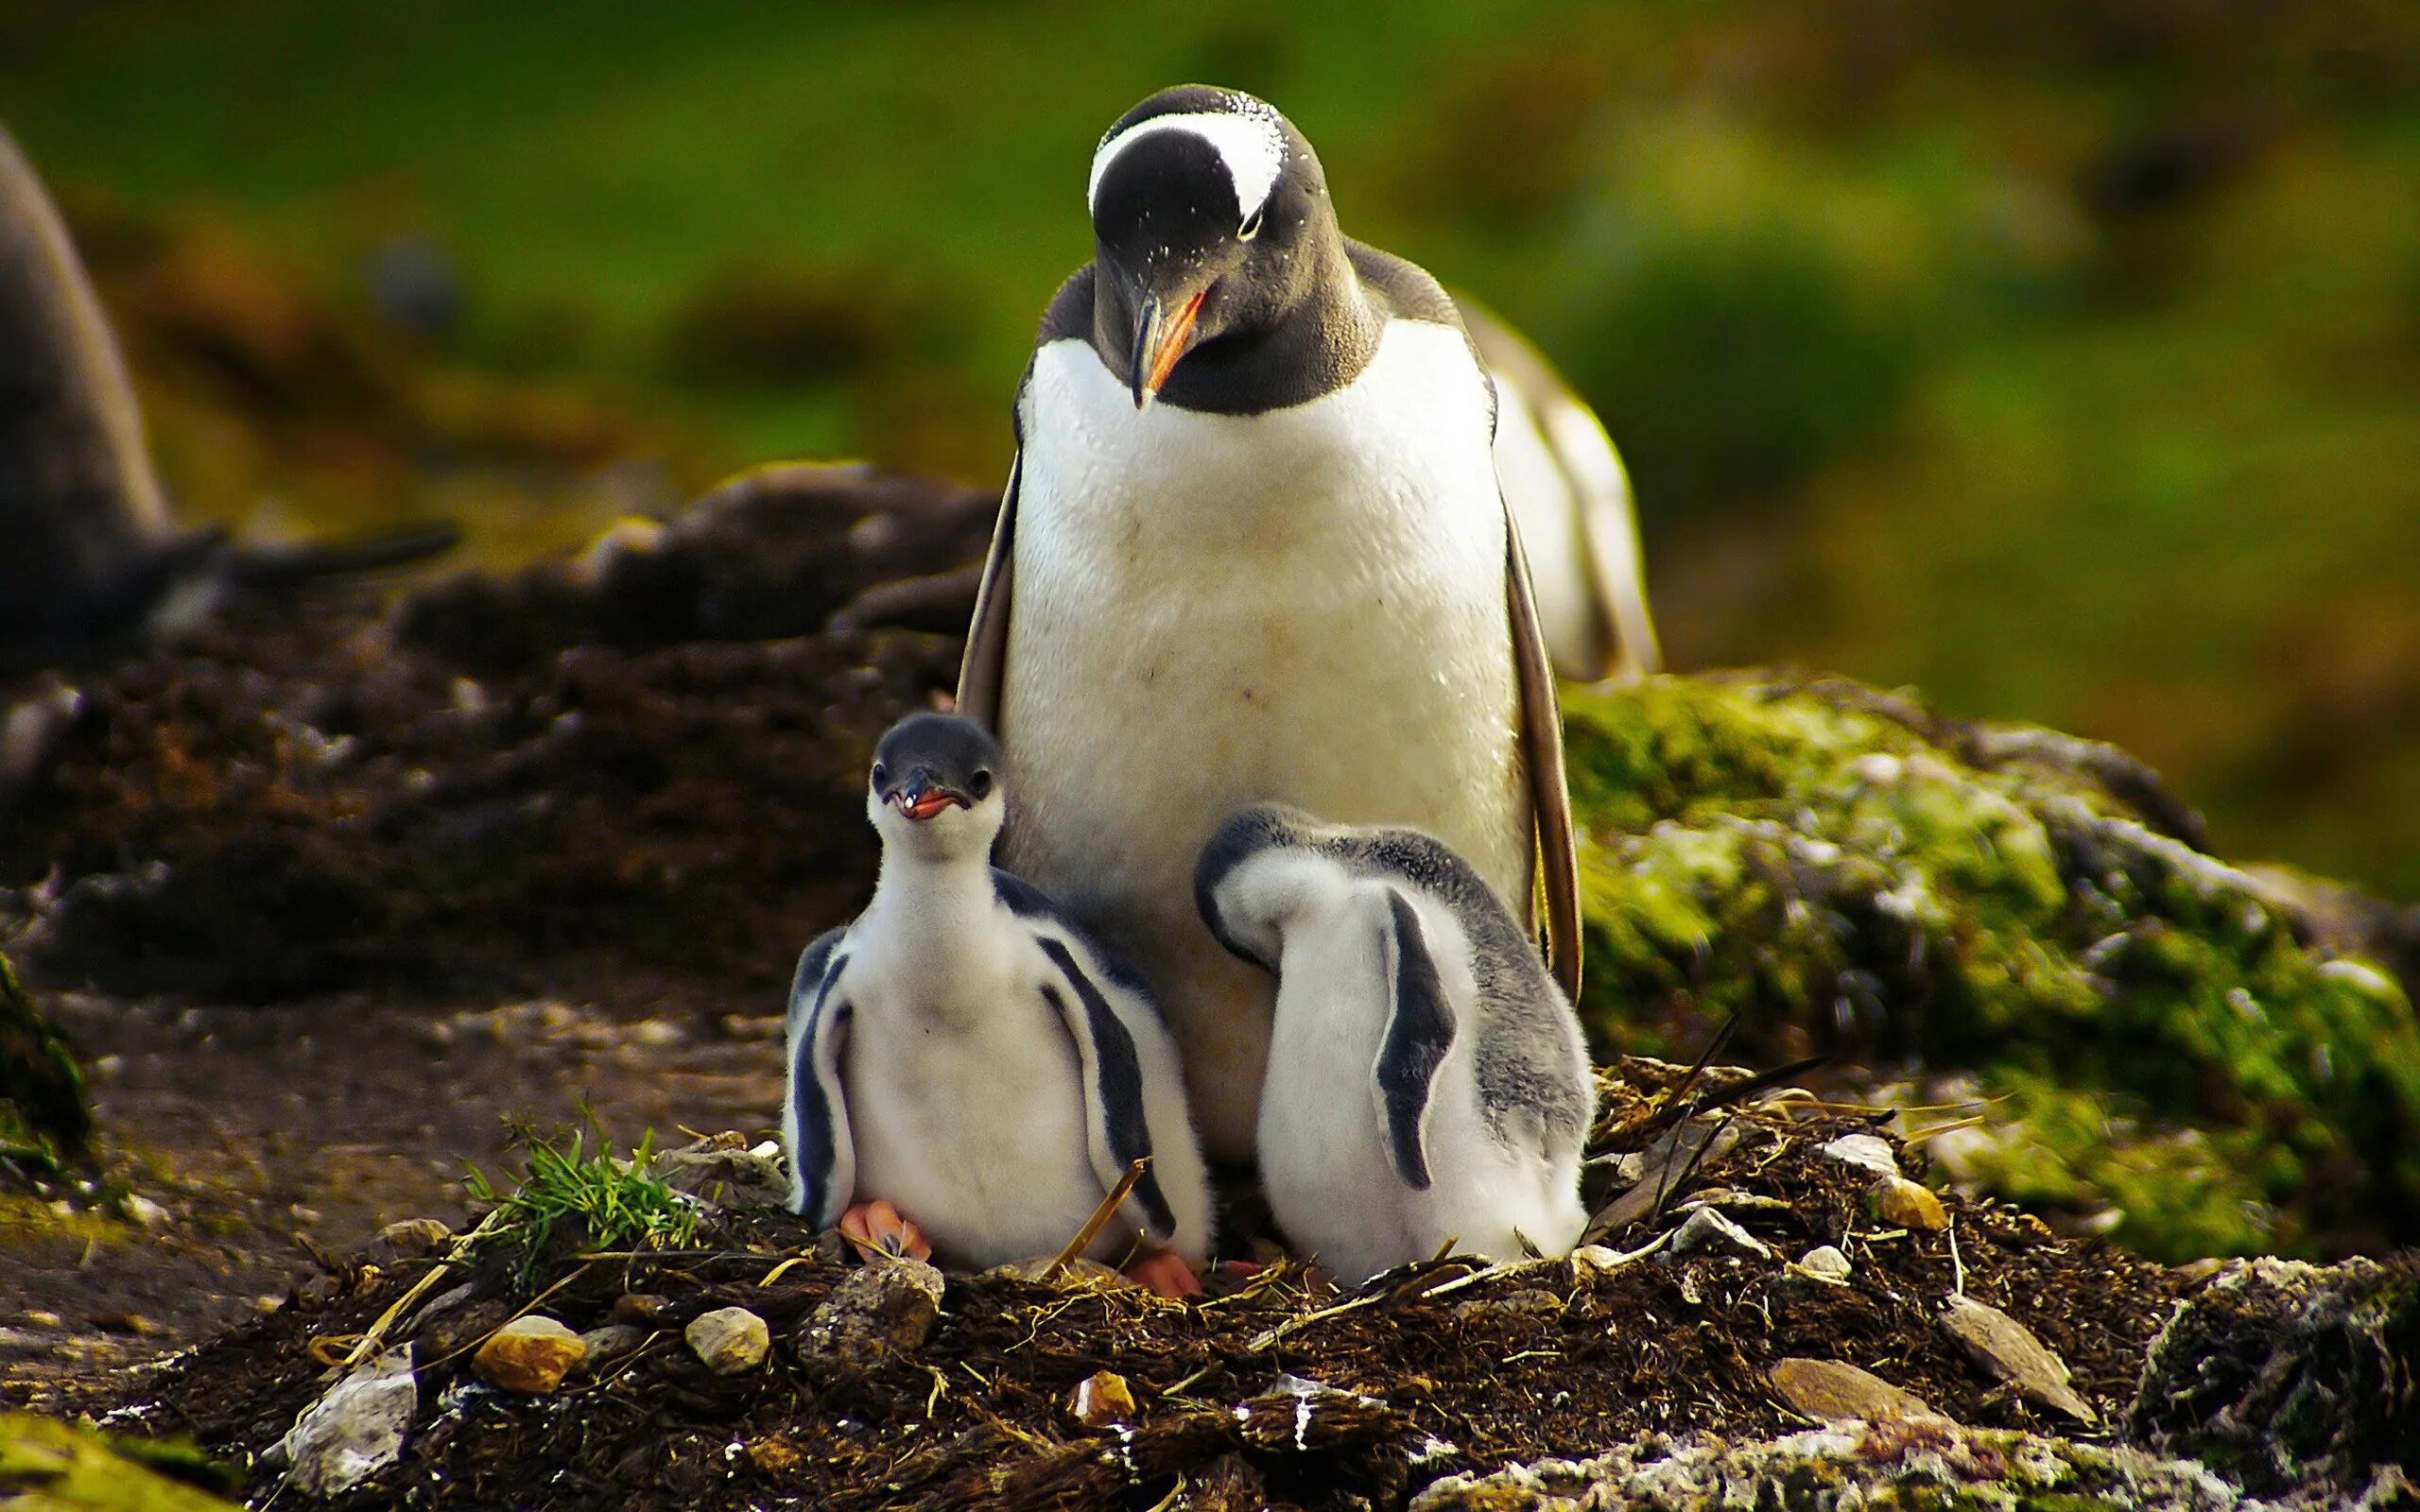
[0,949,90,1171]
[1564,673,2420,1260]
[0,1414,241,1510]
[1410,1422,2265,1511]
[2132,1256,2420,1501]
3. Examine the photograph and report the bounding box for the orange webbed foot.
[1124,1248,1203,1299]
[839,1199,932,1263]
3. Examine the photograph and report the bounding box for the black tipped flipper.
[955,448,1019,730]
[1374,889,1456,1192]
[785,938,856,1228]
[1039,939,1177,1239]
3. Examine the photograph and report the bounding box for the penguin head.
[866,712,1006,857]
[1087,86,1333,409]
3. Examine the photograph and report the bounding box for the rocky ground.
[4,465,2417,1508]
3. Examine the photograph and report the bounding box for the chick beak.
[890,777,963,823]
[1131,287,1207,410]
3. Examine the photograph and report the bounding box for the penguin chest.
[1003,321,1530,920]
[841,977,1105,1265]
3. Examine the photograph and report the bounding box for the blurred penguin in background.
[0,122,207,669]
[0,123,453,679]
[1462,301,1662,685]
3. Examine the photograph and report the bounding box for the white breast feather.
[999,320,1531,1156]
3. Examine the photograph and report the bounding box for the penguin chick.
[1196,804,1595,1280]
[785,713,1213,1296]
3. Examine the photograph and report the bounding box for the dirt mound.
[0,463,989,1005]
[97,1062,2187,1511]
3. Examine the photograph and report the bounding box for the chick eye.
[870,763,889,788]
[1238,207,1264,242]
[968,770,994,799]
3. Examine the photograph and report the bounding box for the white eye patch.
[1087,106,1288,223]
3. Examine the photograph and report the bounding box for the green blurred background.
[3,0,2415,900]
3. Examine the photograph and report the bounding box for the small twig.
[326,1209,505,1372]
[1245,1294,1381,1353]
[1902,1115,1987,1146]
[1159,1364,1219,1398]
[1947,1217,1966,1298]
[1682,1056,1830,1118]
[1417,1255,1564,1302]
[1650,1110,1737,1228]
[569,1247,769,1262]
[757,1255,814,1288]
[1138,1477,1187,1512]
[426,1263,594,1370]
[1651,1015,1739,1122]
[1047,1159,1149,1279]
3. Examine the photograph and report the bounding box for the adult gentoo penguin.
[1195,804,1594,1280]
[958,85,1582,1162]
[785,713,1212,1297]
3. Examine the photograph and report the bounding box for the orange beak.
[890,787,962,822]
[1132,288,1207,409]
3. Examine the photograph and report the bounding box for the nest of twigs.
[96,1058,2186,1511]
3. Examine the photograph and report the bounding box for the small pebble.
[1071,1370,1136,1426]
[472,1315,586,1395]
[1770,1357,1942,1423]
[281,1346,418,1495]
[745,1435,805,1474]
[121,1194,171,1229]
[613,1292,672,1323]
[1939,1295,2097,1424]
[577,1323,649,1369]
[1668,1207,1773,1261]
[1874,1176,1948,1231]
[374,1217,454,1261]
[1796,1245,1854,1281]
[1819,1133,1900,1177]
[805,1257,945,1358]
[685,1306,770,1375]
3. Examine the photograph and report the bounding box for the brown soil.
[0,993,791,1409]
[0,462,990,1006]
[73,1064,2187,1512]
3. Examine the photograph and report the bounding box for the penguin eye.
[1237,206,1264,242]
[968,769,994,799]
[870,763,889,789]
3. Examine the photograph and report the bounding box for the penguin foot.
[839,1199,933,1263]
[1123,1248,1203,1300]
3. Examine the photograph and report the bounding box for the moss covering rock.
[1564,672,2420,1260]
[0,948,90,1174]
[1409,1421,2267,1512]
[2132,1256,2420,1503]
[0,1413,239,1510]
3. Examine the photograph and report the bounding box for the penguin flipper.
[1371,888,1457,1192]
[954,450,1019,730]
[783,930,856,1229]
[1036,937,1181,1243]
[1505,499,1583,1002]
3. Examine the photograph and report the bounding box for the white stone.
[1819,1133,1900,1177]
[280,1346,417,1495]
[685,1306,770,1375]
